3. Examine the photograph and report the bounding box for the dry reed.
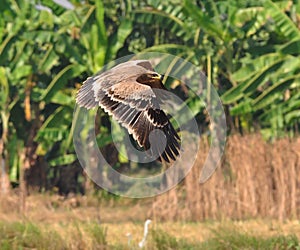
[151,134,300,221]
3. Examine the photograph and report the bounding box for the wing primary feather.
[123,109,139,124]
[119,106,135,122]
[76,78,98,109]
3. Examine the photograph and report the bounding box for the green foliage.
[0,0,135,191]
[152,229,199,249]
[0,221,108,250]
[151,226,300,250]
[0,222,67,250]
[132,0,300,138]
[202,226,300,250]
[220,0,300,137]
[1,0,300,190]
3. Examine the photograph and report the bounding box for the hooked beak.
[150,73,165,81]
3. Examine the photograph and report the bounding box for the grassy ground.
[0,193,300,249]
[1,220,299,249]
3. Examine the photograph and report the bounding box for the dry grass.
[2,134,299,223]
[0,193,300,248]
[152,134,300,221]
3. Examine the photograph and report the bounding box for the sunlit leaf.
[39,45,59,73]
[264,0,300,40]
[39,64,84,102]
[222,58,284,104]
[49,154,77,166]
[285,110,300,124]
[230,100,252,116]
[253,73,300,110]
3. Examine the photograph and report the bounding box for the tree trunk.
[0,158,10,195]
[19,147,26,213]
[0,111,10,195]
[0,140,10,195]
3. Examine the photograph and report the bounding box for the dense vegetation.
[0,0,300,194]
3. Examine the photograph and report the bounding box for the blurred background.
[1,0,300,249]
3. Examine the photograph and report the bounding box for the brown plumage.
[76,60,180,163]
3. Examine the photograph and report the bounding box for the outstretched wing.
[76,60,155,109]
[76,61,180,162]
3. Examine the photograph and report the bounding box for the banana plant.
[221,0,300,138]
[0,0,133,190]
[0,0,32,191]
[0,67,19,193]
[34,0,133,167]
[132,0,300,139]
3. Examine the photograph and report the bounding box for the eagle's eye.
[149,73,161,79]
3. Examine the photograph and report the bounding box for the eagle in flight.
[76,60,180,163]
